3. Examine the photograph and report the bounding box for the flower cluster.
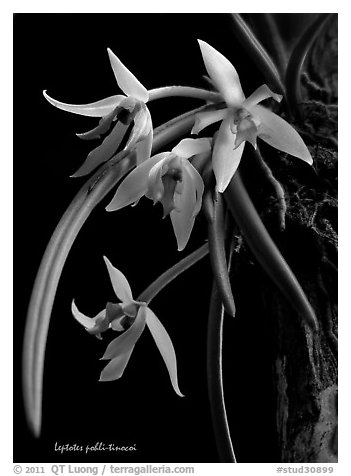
[45,40,314,393]
[44,40,312,250]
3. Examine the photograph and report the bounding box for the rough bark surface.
[231,15,337,463]
[275,16,337,462]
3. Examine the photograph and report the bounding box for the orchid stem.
[148,86,221,103]
[229,13,285,96]
[203,188,236,317]
[22,105,207,437]
[224,170,318,330]
[138,243,209,304]
[151,104,211,152]
[207,236,236,462]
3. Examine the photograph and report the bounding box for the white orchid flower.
[193,40,313,193]
[43,48,152,177]
[72,256,183,397]
[106,138,212,251]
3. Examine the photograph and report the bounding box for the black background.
[14,13,279,463]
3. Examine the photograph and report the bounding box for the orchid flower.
[193,40,313,192]
[72,256,183,396]
[106,138,212,251]
[43,48,152,177]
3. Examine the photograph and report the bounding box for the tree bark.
[230,15,338,463]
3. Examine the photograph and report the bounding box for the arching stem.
[138,243,209,304]
[229,13,285,96]
[22,104,209,437]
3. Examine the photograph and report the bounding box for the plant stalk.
[229,13,285,96]
[138,243,209,304]
[22,106,205,436]
[207,233,236,462]
[224,171,318,330]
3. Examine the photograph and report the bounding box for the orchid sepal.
[107,47,149,102]
[42,90,125,118]
[197,39,245,107]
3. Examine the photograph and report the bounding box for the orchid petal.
[124,106,152,159]
[107,48,148,102]
[145,307,184,397]
[106,153,168,211]
[170,166,197,251]
[243,84,282,110]
[71,300,104,330]
[111,318,125,331]
[135,128,153,166]
[171,138,212,159]
[71,121,129,177]
[184,162,205,216]
[212,115,245,193]
[99,347,134,381]
[105,302,124,323]
[101,306,147,360]
[192,109,228,134]
[249,105,313,164]
[43,90,125,117]
[235,117,258,149]
[122,302,139,318]
[103,256,133,303]
[198,40,245,107]
[145,156,169,203]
